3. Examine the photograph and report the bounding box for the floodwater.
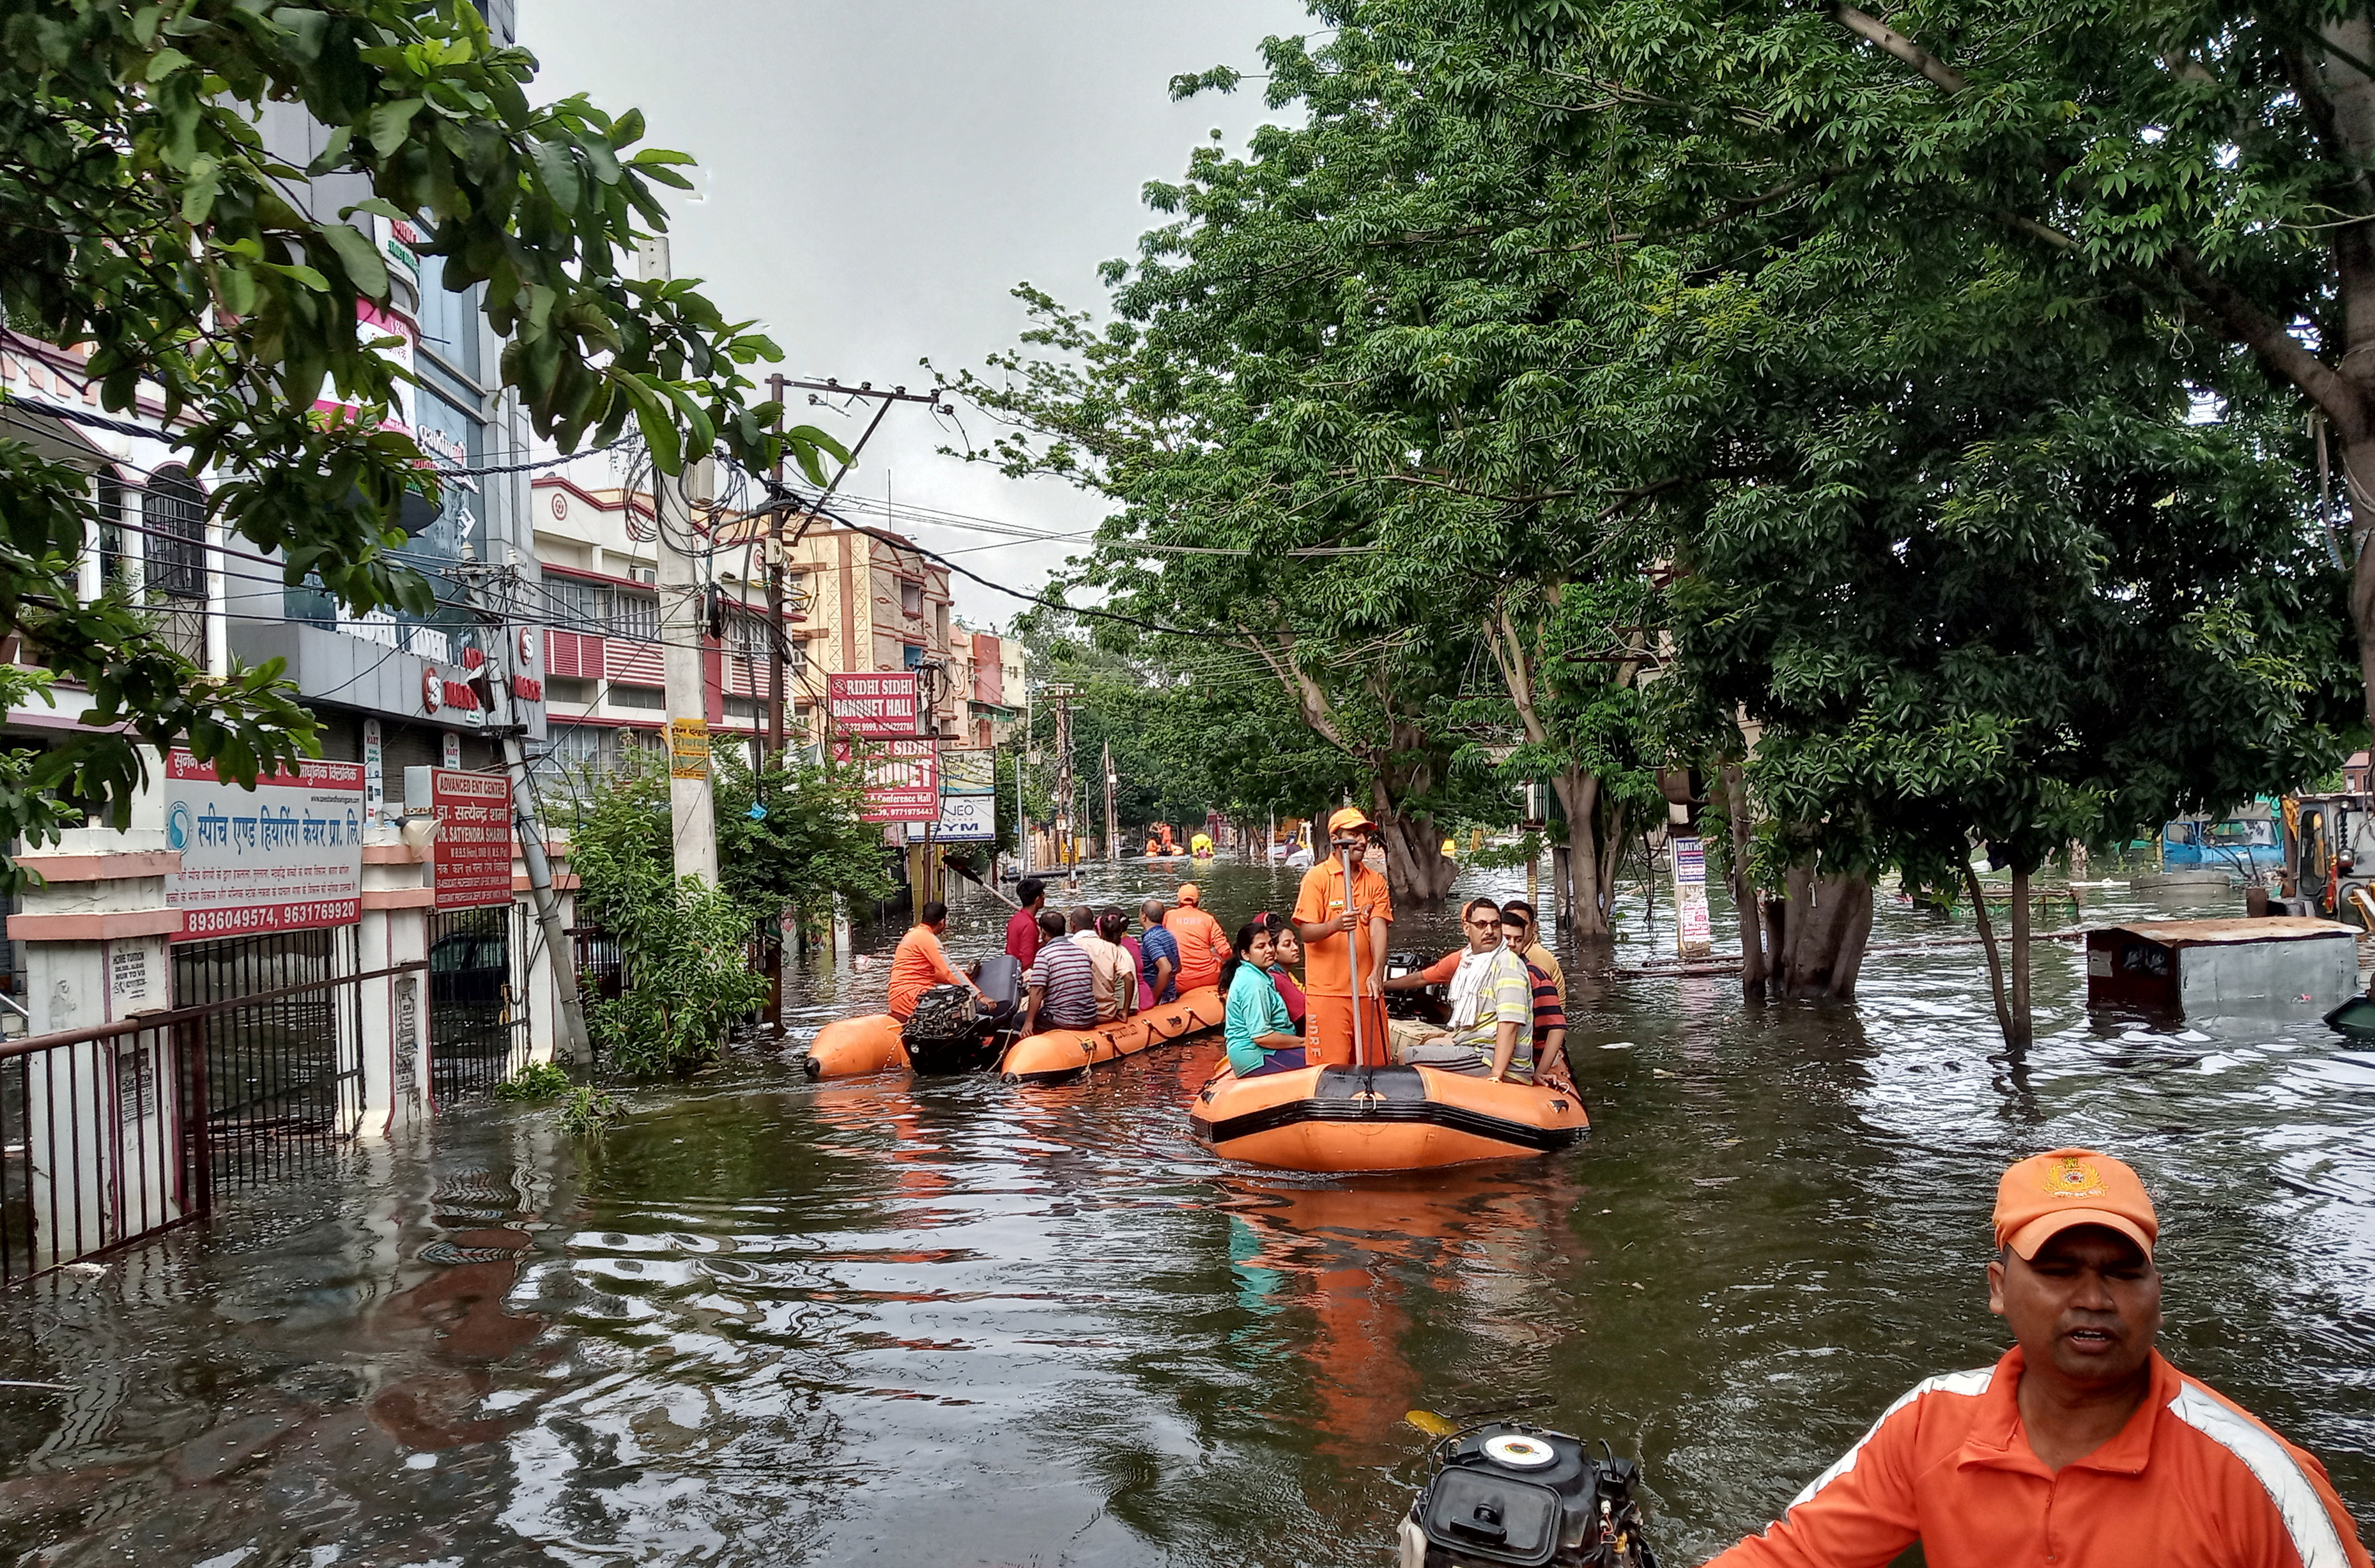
[3,859,2372,1567]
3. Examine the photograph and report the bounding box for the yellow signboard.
[668,717,711,780]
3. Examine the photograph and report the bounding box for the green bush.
[557,1085,624,1136]
[491,1061,574,1102]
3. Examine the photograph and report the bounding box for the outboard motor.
[900,985,1002,1074]
[1384,949,1450,1024]
[973,953,1022,1029]
[1401,1424,1656,1568]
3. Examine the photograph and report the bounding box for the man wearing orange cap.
[1705,1148,2371,1568]
[1165,882,1229,995]
[1292,806,1393,1066]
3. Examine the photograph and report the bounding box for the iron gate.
[429,903,528,1100]
[171,926,364,1188]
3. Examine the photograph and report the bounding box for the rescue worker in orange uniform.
[1164,882,1230,994]
[1292,807,1393,1067]
[1703,1148,2372,1568]
[886,901,980,1021]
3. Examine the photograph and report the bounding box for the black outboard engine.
[1402,1425,1656,1568]
[900,985,1002,1073]
[1384,949,1450,1024]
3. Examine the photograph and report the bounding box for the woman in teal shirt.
[1223,919,1306,1077]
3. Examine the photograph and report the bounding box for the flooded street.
[3,859,2372,1566]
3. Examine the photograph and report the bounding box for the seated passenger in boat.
[1256,912,1308,1034]
[1073,907,1139,1023]
[1381,896,1535,1082]
[1022,908,1099,1035]
[887,901,981,1021]
[1222,920,1307,1078]
[1138,897,1181,1004]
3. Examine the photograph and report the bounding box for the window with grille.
[145,467,206,601]
[610,590,659,641]
[95,472,134,588]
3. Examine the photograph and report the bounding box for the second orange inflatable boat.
[998,985,1224,1082]
[1190,1063,1588,1171]
[801,985,1224,1082]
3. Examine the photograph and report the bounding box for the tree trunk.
[1376,809,1457,911]
[1964,863,2017,1043]
[1723,765,1768,996]
[1595,799,1629,932]
[1778,871,1873,999]
[2008,865,2035,1048]
[1551,769,1607,940]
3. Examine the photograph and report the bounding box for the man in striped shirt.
[1020,907,1098,1035]
[1703,1148,2371,1568]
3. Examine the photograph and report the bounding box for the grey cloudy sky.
[525,1,1311,627]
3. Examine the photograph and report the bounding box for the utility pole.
[1103,741,1118,864]
[1048,684,1076,875]
[463,567,590,1064]
[642,239,718,886]
[1019,679,1033,875]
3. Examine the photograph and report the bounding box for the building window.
[902,642,924,670]
[544,675,595,705]
[723,696,759,720]
[95,472,134,588]
[726,609,771,666]
[547,577,659,640]
[144,466,207,601]
[900,579,923,618]
[609,682,666,711]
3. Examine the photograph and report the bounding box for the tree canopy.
[0,0,842,880]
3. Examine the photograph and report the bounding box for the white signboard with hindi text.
[164,749,365,940]
[1670,834,1712,958]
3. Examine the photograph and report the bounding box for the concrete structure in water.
[2084,917,2360,1016]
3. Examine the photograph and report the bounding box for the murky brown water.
[3,859,2371,1566]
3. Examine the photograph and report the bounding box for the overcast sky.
[525,2,1310,627]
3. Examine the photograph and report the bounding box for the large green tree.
[0,0,841,880]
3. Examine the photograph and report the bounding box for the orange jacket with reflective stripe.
[1706,1348,2371,1568]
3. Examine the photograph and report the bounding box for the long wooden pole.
[1339,838,1368,1068]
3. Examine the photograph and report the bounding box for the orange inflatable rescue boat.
[999,985,1224,1082]
[803,985,1224,1082]
[1190,1063,1588,1171]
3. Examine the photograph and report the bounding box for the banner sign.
[835,737,939,822]
[668,716,711,780]
[939,748,995,796]
[164,749,365,940]
[905,792,995,843]
[826,672,920,737]
[1670,834,1712,958]
[430,768,514,911]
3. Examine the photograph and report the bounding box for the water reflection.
[0,862,2369,1565]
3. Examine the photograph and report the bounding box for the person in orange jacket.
[886,902,981,1021]
[1164,882,1229,994]
[1702,1148,2372,1568]
[1293,806,1393,1067]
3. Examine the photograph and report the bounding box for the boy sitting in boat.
[1381,896,1535,1083]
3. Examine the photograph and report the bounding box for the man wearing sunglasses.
[1380,896,1535,1082]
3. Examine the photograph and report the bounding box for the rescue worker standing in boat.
[1702,1148,2372,1568]
[1293,808,1392,1066]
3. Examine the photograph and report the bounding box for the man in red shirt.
[1703,1148,2372,1568]
[1292,807,1392,1066]
[1004,877,1047,969]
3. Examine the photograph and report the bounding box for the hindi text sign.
[430,768,515,911]
[164,749,364,939]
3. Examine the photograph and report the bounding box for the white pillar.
[358,826,433,1138]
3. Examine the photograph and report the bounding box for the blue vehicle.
[2160,816,2283,877]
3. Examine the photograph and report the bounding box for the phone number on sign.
[180,900,360,936]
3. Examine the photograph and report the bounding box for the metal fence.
[429,903,529,1100]
[1,958,423,1288]
[172,928,364,1189]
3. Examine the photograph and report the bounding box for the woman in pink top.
[1259,913,1308,1034]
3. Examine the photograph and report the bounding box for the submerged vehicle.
[1401,1422,1656,1567]
[1191,1063,1588,1172]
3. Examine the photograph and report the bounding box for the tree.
[0,0,842,882]
[1498,0,2375,742]
[566,748,768,1075]
[712,747,893,935]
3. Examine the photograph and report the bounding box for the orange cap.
[1176,882,1201,905]
[1993,1148,2158,1260]
[1328,807,1376,835]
